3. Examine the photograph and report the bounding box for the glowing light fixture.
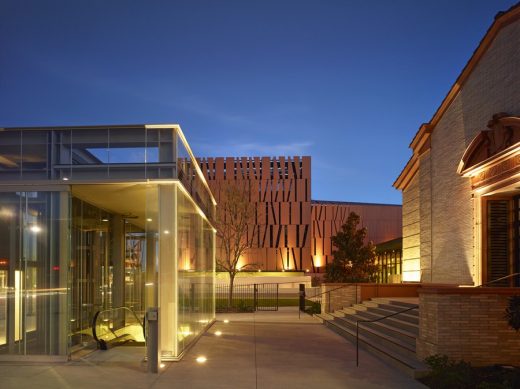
[29,225,41,233]
[160,363,166,368]
[101,218,109,222]
[223,319,229,324]
[214,331,222,336]
[62,177,69,181]
[146,218,153,222]
[196,356,207,363]
[164,230,170,234]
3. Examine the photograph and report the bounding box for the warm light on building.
[401,258,420,282]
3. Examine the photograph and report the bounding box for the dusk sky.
[0,0,517,204]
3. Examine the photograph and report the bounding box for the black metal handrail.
[476,272,520,287]
[355,304,419,367]
[92,306,145,350]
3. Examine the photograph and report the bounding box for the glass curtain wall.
[0,191,69,357]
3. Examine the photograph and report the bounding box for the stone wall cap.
[419,286,520,295]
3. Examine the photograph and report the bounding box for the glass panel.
[21,131,48,180]
[159,184,176,359]
[70,198,111,348]
[176,131,214,221]
[0,191,69,356]
[0,130,22,180]
[176,186,214,356]
[69,129,109,179]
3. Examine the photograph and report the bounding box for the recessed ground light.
[215,331,222,336]
[196,356,207,363]
[101,218,109,222]
[62,177,69,181]
[164,230,170,234]
[160,363,166,368]
[146,218,153,222]
[223,319,229,324]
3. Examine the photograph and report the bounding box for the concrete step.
[324,319,428,378]
[340,307,419,334]
[332,316,417,360]
[364,306,419,325]
[314,313,334,323]
[335,314,417,348]
[370,302,419,318]
[370,298,419,310]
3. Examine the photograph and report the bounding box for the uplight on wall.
[313,255,323,268]
[401,258,421,282]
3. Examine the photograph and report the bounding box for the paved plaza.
[0,308,425,389]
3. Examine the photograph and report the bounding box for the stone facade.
[417,287,520,366]
[399,15,520,285]
[402,174,420,281]
[321,284,361,313]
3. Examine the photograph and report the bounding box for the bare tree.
[215,183,257,307]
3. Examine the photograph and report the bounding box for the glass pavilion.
[0,124,216,361]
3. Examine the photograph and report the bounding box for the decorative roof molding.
[458,113,520,176]
[393,155,419,190]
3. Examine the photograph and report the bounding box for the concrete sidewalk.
[0,307,425,388]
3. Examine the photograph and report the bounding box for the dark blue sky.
[0,0,516,204]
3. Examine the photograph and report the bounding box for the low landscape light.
[223,319,229,324]
[214,331,222,336]
[196,356,207,363]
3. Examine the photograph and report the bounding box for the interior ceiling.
[71,183,158,229]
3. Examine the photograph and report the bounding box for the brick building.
[394,3,520,286]
[200,156,402,273]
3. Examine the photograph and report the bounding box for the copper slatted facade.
[200,156,402,273]
[199,156,312,271]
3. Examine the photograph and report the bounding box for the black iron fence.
[216,283,279,312]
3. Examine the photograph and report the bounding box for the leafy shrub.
[236,299,254,312]
[304,300,321,315]
[421,355,520,389]
[423,354,476,389]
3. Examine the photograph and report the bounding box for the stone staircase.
[316,297,429,378]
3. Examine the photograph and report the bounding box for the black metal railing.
[215,283,279,312]
[476,272,520,287]
[92,306,145,350]
[355,305,418,366]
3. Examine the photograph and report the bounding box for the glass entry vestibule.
[0,182,215,360]
[0,124,216,362]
